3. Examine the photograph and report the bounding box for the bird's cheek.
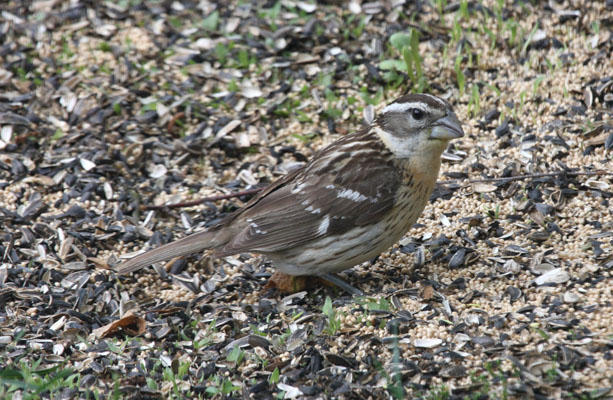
[397,136,422,158]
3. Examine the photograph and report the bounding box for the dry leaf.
[93,310,146,338]
[420,285,434,300]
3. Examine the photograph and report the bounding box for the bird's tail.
[115,229,220,275]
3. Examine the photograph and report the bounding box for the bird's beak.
[430,112,464,140]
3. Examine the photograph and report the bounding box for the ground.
[0,0,612,399]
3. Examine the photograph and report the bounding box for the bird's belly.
[267,222,388,275]
[268,196,427,276]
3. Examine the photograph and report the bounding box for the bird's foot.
[263,272,363,296]
[318,273,364,296]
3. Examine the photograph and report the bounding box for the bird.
[115,93,464,294]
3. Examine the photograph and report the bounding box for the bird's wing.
[216,156,401,255]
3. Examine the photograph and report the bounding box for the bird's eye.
[411,108,424,120]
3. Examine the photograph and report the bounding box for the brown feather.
[116,229,222,274]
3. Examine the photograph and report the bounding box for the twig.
[142,170,613,210]
[440,170,613,186]
[142,188,263,210]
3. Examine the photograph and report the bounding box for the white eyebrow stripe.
[423,94,447,107]
[381,101,429,114]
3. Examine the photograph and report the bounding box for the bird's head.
[374,94,464,159]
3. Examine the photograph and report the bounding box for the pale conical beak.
[430,112,464,140]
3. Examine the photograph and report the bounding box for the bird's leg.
[318,273,364,297]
